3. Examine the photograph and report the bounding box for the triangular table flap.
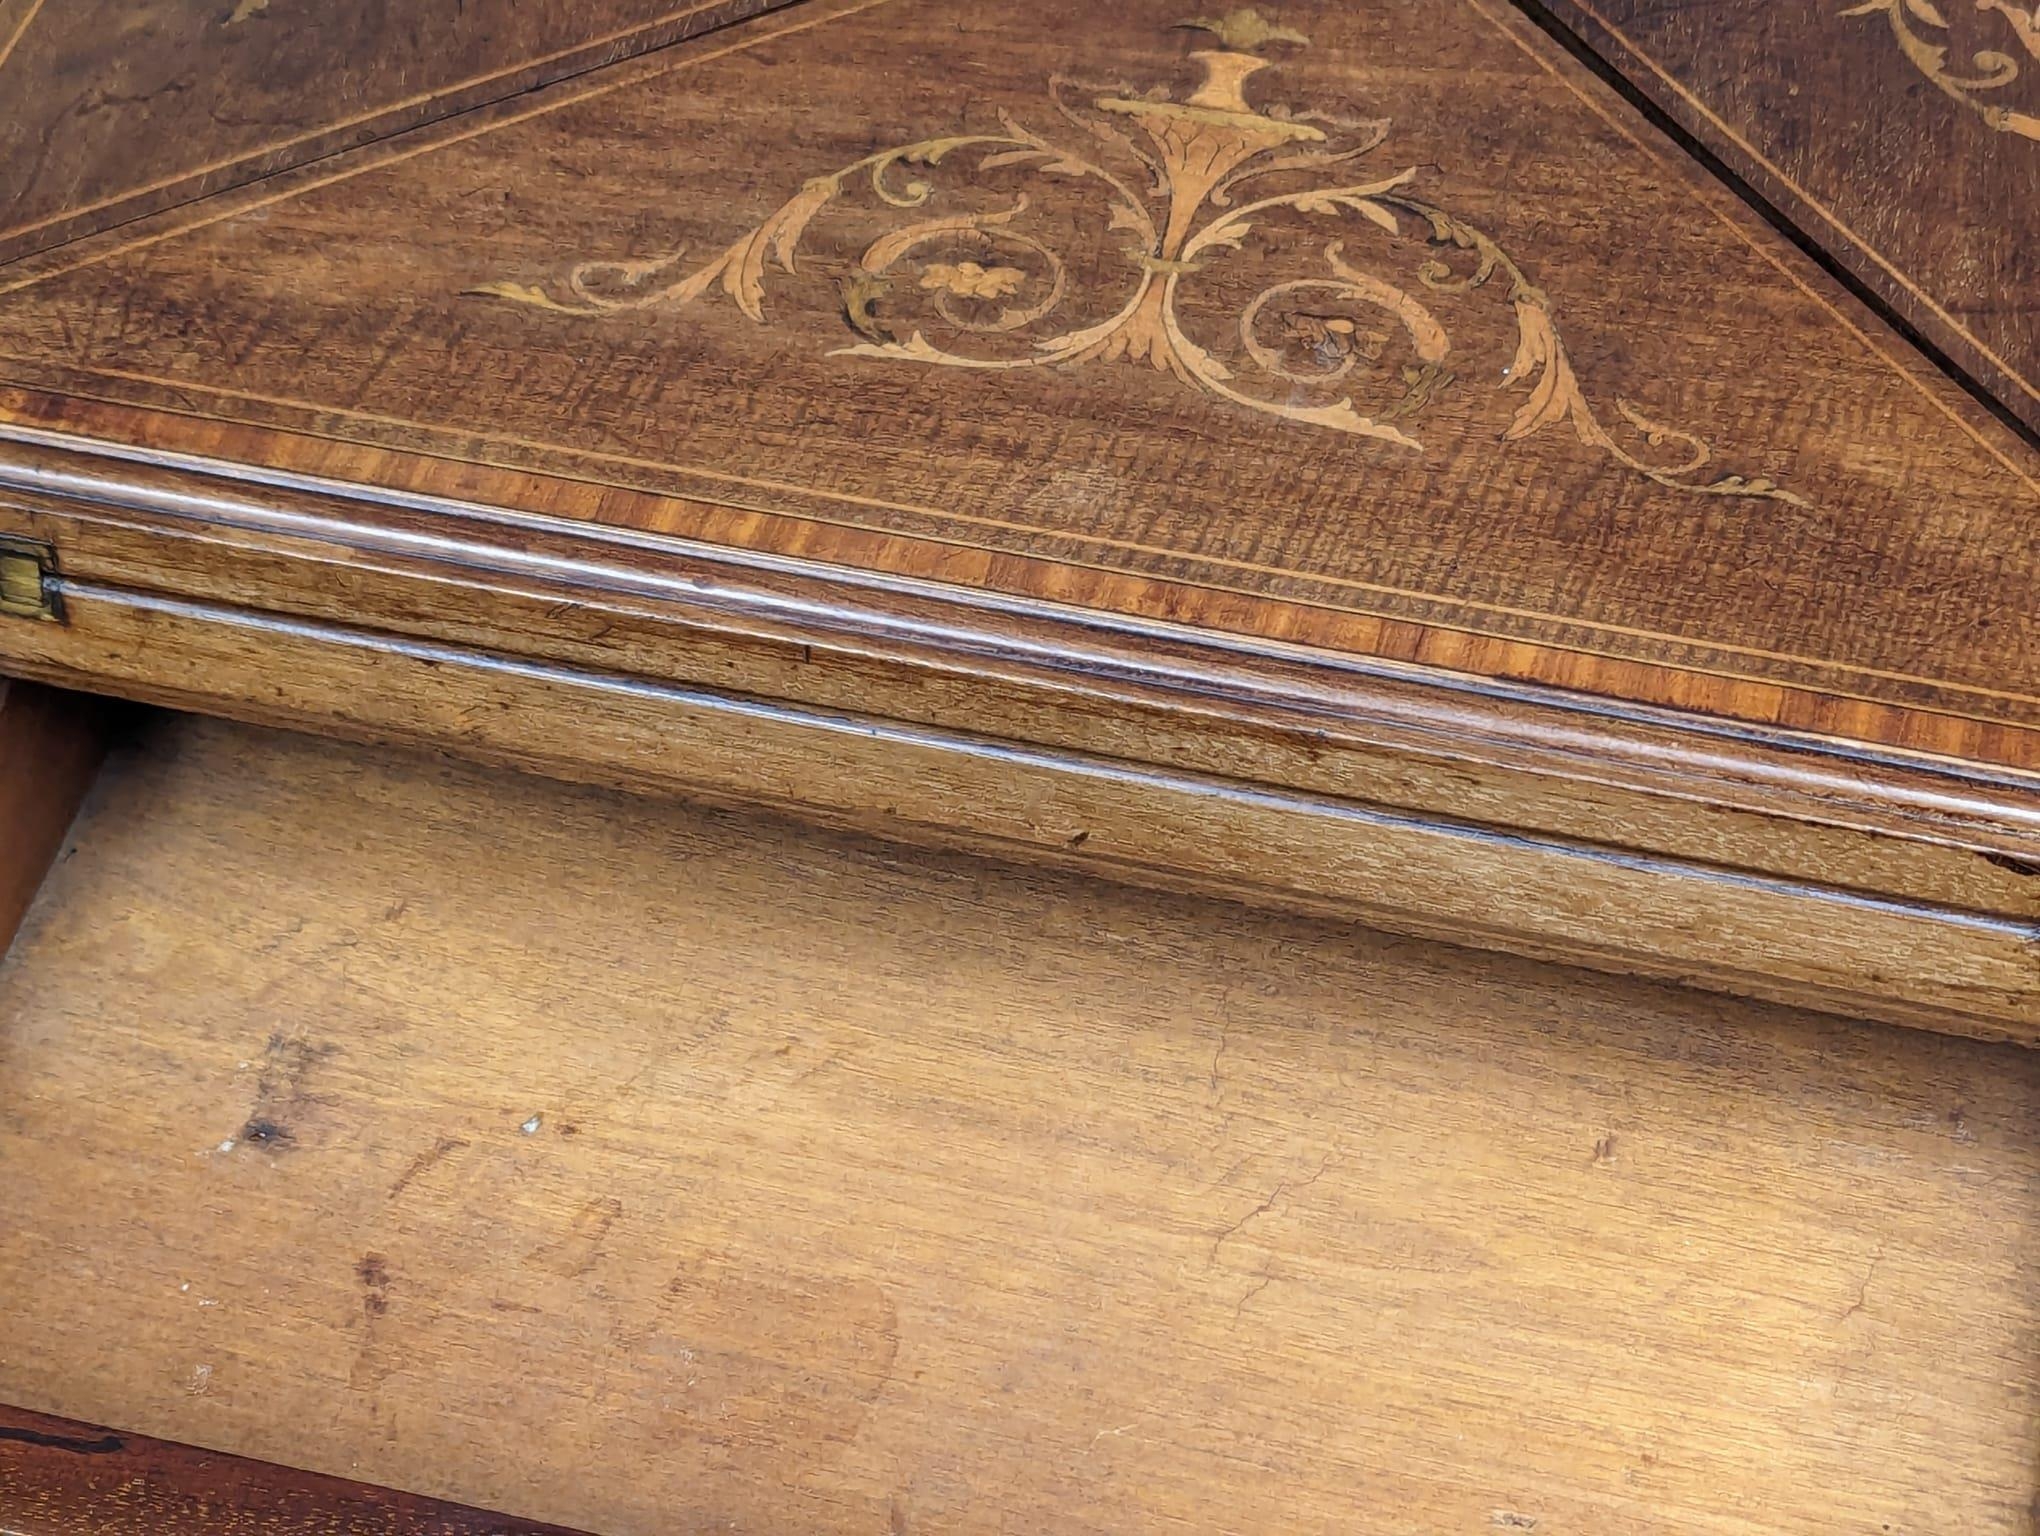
[0,0,2036,768]
[1537,0,2040,439]
[0,0,800,264]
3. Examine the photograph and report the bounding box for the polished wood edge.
[0,0,806,269]
[6,580,2035,1042]
[1519,0,2040,444]
[5,379,2036,769]
[2,426,2037,880]
[0,680,106,956]
[0,1401,588,1534]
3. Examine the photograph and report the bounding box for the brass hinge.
[0,535,61,623]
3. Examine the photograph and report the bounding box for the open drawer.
[2,686,2035,1533]
[5,0,2038,1050]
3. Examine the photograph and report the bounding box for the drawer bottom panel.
[0,713,2033,1534]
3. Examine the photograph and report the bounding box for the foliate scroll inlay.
[1844,0,2040,139]
[470,8,1805,505]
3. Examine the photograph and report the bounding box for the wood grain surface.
[1530,0,2040,440]
[0,713,2036,1534]
[0,0,797,266]
[5,584,2038,1040]
[0,0,2035,769]
[0,1402,590,1534]
[0,680,105,957]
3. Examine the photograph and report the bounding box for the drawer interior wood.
[0,713,2035,1534]
[0,681,105,955]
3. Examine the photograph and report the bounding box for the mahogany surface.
[0,0,795,265]
[1532,0,2040,440]
[0,0,2033,770]
[0,1402,588,1534]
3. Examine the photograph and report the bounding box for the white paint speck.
[217,1140,237,1154]
[520,1114,543,1135]
[187,1364,213,1396]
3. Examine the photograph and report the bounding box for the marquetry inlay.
[471,7,1805,504]
[1844,0,2040,139]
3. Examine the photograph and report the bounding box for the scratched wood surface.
[0,0,796,265]
[0,1403,591,1535]
[0,712,2035,1534]
[1532,0,2040,439]
[0,0,2036,768]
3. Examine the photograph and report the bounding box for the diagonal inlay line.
[0,0,46,75]
[1514,0,2040,420]
[0,0,886,288]
[0,0,811,258]
[1470,0,2040,498]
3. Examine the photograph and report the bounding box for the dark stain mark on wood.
[1592,1134,1618,1164]
[346,1247,396,1390]
[245,1032,339,1147]
[356,1252,392,1318]
[238,1116,293,1151]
